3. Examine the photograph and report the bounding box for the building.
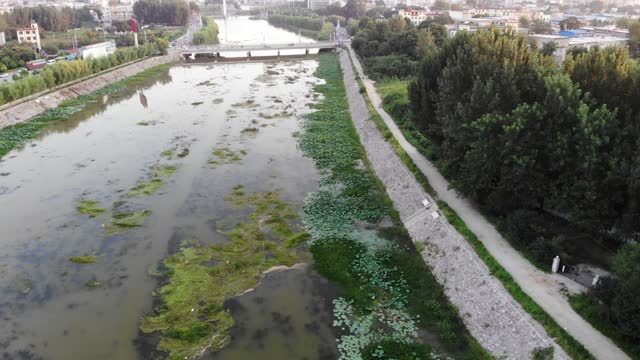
[79,40,116,59]
[16,21,41,50]
[307,0,331,10]
[398,9,445,26]
[559,29,590,37]
[109,4,134,22]
[528,33,628,63]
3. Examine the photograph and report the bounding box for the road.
[172,11,203,48]
[346,46,630,360]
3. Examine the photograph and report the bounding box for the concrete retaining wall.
[0,53,181,130]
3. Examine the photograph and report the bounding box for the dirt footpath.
[0,54,180,130]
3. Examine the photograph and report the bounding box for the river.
[0,18,338,360]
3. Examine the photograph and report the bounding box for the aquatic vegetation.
[300,54,488,359]
[258,111,293,119]
[196,80,215,86]
[140,189,308,359]
[128,179,166,197]
[76,199,106,218]
[86,280,102,288]
[241,127,258,133]
[191,101,204,106]
[153,164,179,178]
[137,121,151,126]
[231,99,258,109]
[104,210,151,235]
[69,255,97,264]
[176,148,189,158]
[208,147,245,168]
[128,165,179,197]
[160,150,174,157]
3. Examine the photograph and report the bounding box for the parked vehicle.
[46,59,56,65]
[26,59,46,71]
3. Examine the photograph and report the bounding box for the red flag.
[129,19,138,33]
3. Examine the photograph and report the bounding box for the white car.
[46,59,56,65]
[0,73,9,78]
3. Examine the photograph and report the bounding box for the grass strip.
[349,51,595,360]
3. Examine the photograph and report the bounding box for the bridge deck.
[178,41,339,53]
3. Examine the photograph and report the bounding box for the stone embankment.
[0,53,181,130]
[339,49,569,360]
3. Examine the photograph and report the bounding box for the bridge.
[176,41,341,60]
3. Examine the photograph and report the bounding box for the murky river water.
[0,19,337,360]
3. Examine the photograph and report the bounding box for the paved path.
[345,47,630,360]
[338,50,568,360]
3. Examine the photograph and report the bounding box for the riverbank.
[301,52,490,359]
[346,46,630,360]
[0,53,180,131]
[339,48,572,359]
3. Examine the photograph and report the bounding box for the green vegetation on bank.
[351,52,593,358]
[193,17,220,45]
[568,244,640,359]
[0,43,159,106]
[133,0,190,27]
[301,53,488,359]
[0,61,172,159]
[404,28,640,347]
[140,189,309,359]
[351,16,450,80]
[267,14,338,40]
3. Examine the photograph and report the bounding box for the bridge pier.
[305,49,309,55]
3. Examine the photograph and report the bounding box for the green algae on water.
[104,210,151,235]
[128,179,166,197]
[128,165,179,197]
[77,199,106,218]
[69,255,97,264]
[208,148,245,168]
[153,164,179,178]
[86,280,102,288]
[140,189,309,359]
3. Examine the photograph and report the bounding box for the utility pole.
[222,0,227,20]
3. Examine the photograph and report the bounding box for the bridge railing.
[177,41,338,52]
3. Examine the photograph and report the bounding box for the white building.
[398,9,444,25]
[528,33,628,63]
[308,0,331,10]
[80,40,116,59]
[16,21,41,50]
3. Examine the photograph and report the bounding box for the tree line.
[0,43,158,105]
[407,28,640,344]
[192,17,219,45]
[351,15,450,80]
[267,14,342,41]
[0,6,99,33]
[133,0,190,26]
